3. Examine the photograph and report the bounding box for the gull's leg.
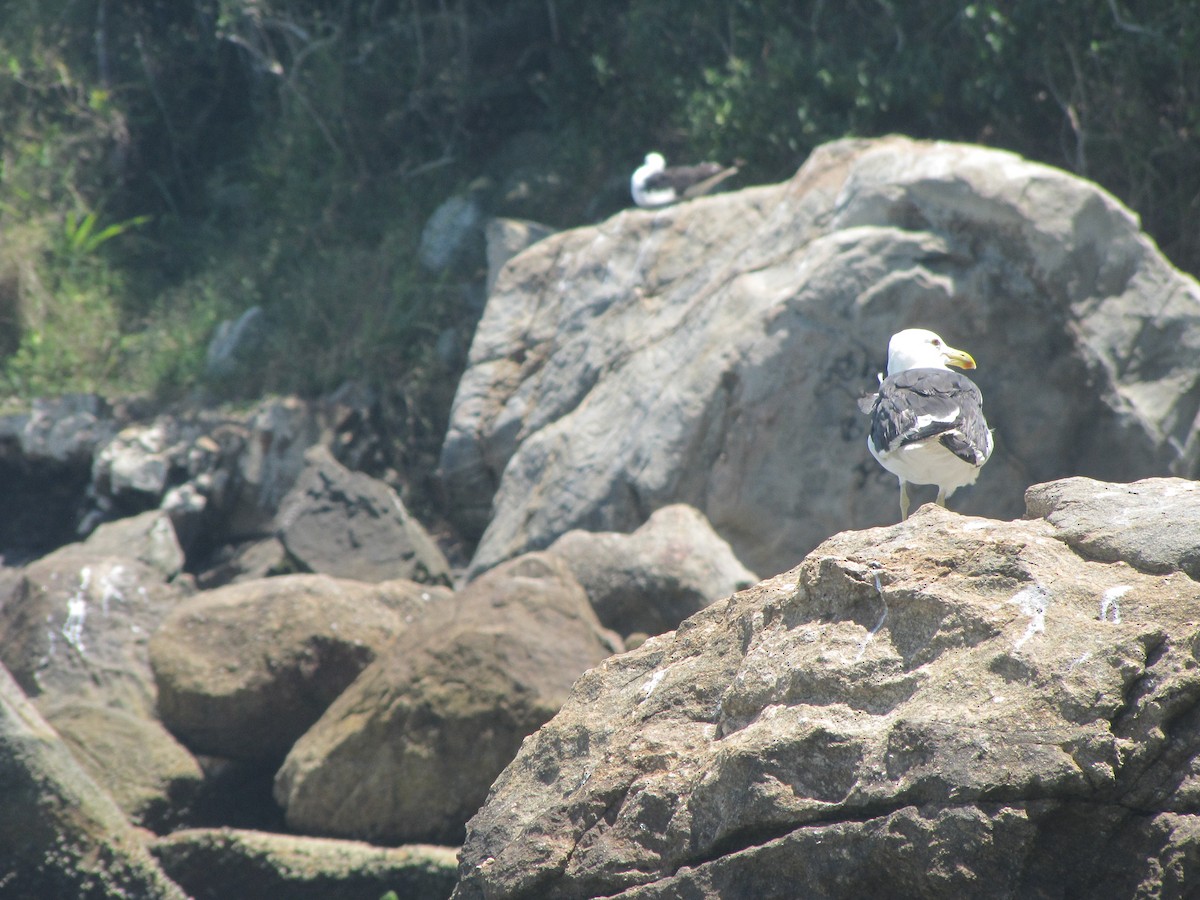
[935,486,947,507]
[899,480,910,521]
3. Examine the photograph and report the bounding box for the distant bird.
[859,328,994,521]
[630,152,740,208]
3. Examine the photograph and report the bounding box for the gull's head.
[643,152,666,172]
[886,328,977,376]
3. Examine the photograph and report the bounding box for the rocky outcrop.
[0,391,452,587]
[274,553,622,845]
[3,136,1200,898]
[452,477,1200,899]
[151,574,450,762]
[276,444,453,585]
[1025,476,1200,579]
[441,136,1200,579]
[151,828,458,900]
[547,503,757,638]
[0,663,188,899]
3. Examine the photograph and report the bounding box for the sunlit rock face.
[441,136,1200,579]
[453,477,1200,900]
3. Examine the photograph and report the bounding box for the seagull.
[859,328,994,520]
[630,152,740,208]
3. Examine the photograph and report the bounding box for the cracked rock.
[452,484,1200,899]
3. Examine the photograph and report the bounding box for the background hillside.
[1,0,1197,416]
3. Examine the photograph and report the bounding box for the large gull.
[630,152,739,208]
[860,328,994,520]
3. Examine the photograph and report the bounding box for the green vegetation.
[1,1,1197,404]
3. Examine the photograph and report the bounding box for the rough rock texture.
[441,136,1200,579]
[78,509,187,580]
[452,477,1200,899]
[0,518,204,833]
[46,701,203,833]
[274,553,622,845]
[277,444,453,585]
[0,546,188,716]
[1025,476,1200,580]
[0,663,188,900]
[548,503,758,637]
[151,574,448,762]
[485,217,556,293]
[151,828,458,900]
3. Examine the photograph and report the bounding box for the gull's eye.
[931,338,942,346]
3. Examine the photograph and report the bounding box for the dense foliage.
[1,0,1197,402]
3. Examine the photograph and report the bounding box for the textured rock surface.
[274,553,621,845]
[277,444,452,585]
[0,663,188,900]
[452,478,1200,899]
[46,701,203,833]
[1025,476,1200,579]
[485,217,556,293]
[77,509,186,580]
[151,574,448,761]
[441,136,1200,579]
[548,503,758,637]
[0,547,188,715]
[152,827,458,900]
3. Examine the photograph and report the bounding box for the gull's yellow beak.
[943,346,977,370]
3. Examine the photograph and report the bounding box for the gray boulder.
[419,192,486,275]
[441,136,1200,579]
[225,396,326,537]
[1025,475,1200,579]
[547,503,757,637]
[8,393,116,464]
[277,444,452,585]
[274,553,621,845]
[151,828,458,900]
[151,574,448,762]
[0,520,203,830]
[79,509,186,580]
[451,477,1200,899]
[0,663,188,899]
[0,546,188,716]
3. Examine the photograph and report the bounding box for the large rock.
[0,520,203,830]
[452,477,1200,899]
[276,444,452,585]
[0,546,188,716]
[1025,476,1200,579]
[0,663,188,899]
[151,574,448,762]
[441,136,1200,579]
[151,828,458,900]
[46,701,203,833]
[274,553,621,845]
[78,509,187,580]
[547,503,758,637]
